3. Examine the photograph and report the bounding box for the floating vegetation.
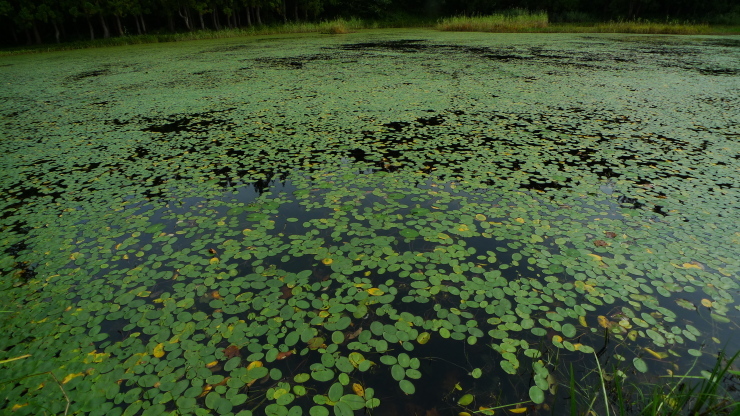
[0,31,739,415]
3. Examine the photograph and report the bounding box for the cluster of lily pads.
[1,32,738,415]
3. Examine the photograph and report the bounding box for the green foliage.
[1,29,738,415]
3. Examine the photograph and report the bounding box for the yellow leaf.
[682,262,703,269]
[459,413,472,416]
[209,257,220,265]
[458,224,470,232]
[475,214,487,221]
[573,343,582,351]
[352,383,365,397]
[153,343,165,358]
[478,407,496,415]
[597,316,610,329]
[247,361,263,370]
[367,288,384,296]
[578,316,588,327]
[11,403,29,411]
[454,383,463,391]
[514,218,525,224]
[552,335,563,343]
[628,330,638,341]
[701,299,713,308]
[62,372,84,384]
[644,348,668,359]
[86,351,108,363]
[322,258,333,265]
[509,407,527,413]
[588,253,603,261]
[205,361,219,368]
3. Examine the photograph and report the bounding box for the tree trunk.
[178,7,191,30]
[294,3,299,21]
[167,15,174,32]
[100,14,110,38]
[256,6,262,25]
[199,13,205,30]
[53,21,61,43]
[212,12,220,30]
[115,15,124,36]
[32,22,42,44]
[282,0,287,23]
[135,15,142,34]
[245,8,252,26]
[87,16,95,40]
[236,11,240,27]
[25,28,32,45]
[140,15,147,33]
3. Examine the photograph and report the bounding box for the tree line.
[2,0,737,46]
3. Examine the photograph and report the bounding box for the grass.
[437,10,549,32]
[568,350,740,416]
[437,12,723,35]
[580,20,712,35]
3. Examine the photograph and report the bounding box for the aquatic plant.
[0,31,738,415]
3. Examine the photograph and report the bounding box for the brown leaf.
[604,232,617,238]
[594,240,608,247]
[276,350,294,360]
[279,285,293,300]
[346,327,363,340]
[425,408,440,416]
[222,345,241,359]
[208,248,217,255]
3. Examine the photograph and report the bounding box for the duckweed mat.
[1,30,739,415]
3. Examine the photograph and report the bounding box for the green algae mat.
[1,30,739,415]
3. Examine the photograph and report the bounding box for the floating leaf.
[529,386,545,404]
[417,332,431,344]
[399,229,419,238]
[458,394,474,406]
[644,348,668,359]
[633,358,648,373]
[399,379,415,395]
[675,299,696,310]
[153,343,165,358]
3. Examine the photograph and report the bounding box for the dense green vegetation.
[1,30,739,415]
[2,0,739,46]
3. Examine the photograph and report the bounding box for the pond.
[0,29,739,416]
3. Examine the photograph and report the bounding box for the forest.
[2,0,739,46]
